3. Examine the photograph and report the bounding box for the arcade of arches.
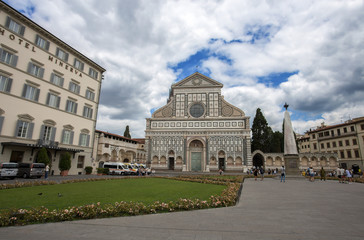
[251,150,339,170]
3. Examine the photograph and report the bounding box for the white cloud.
[10,0,364,137]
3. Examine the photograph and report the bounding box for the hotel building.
[0,2,105,175]
[297,117,364,169]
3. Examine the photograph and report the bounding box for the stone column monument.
[283,103,300,175]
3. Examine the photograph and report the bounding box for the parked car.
[0,162,18,179]
[17,163,45,178]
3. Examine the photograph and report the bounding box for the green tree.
[123,125,131,139]
[59,152,71,171]
[37,147,50,165]
[251,108,272,152]
[270,131,284,153]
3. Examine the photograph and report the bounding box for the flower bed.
[0,176,242,227]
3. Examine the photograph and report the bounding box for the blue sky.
[6,0,364,137]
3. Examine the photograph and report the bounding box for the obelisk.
[283,103,300,175]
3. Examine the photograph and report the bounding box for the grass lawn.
[0,178,226,211]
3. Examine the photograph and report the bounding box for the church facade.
[145,73,251,172]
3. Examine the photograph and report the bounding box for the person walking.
[253,168,258,181]
[260,166,265,181]
[280,166,285,182]
[309,167,315,182]
[45,164,50,179]
[320,167,326,181]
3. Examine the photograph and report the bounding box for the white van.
[0,162,18,179]
[103,162,130,175]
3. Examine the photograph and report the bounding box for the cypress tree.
[37,147,50,165]
[251,108,272,152]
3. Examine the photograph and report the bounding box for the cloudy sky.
[6,0,364,138]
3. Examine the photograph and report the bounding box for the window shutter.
[60,77,64,87]
[61,129,65,143]
[77,85,80,94]
[6,78,12,92]
[56,48,60,57]
[45,40,50,51]
[64,53,69,62]
[14,120,22,137]
[90,109,93,119]
[0,48,3,60]
[88,68,92,75]
[70,131,74,145]
[80,62,84,71]
[27,62,33,74]
[10,55,18,67]
[74,103,78,114]
[19,25,25,36]
[83,106,87,117]
[86,134,90,147]
[35,88,40,102]
[65,100,70,111]
[22,84,27,98]
[46,93,50,105]
[39,124,45,139]
[51,127,56,141]
[39,67,45,78]
[35,35,40,45]
[0,116,4,135]
[56,96,60,108]
[5,16,11,28]
[73,58,77,67]
[50,73,55,83]
[78,133,82,146]
[27,122,34,139]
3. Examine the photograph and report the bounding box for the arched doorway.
[189,140,203,171]
[168,150,175,170]
[218,150,225,171]
[253,153,264,168]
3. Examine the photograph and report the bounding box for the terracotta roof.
[132,138,145,144]
[307,117,364,133]
[95,130,137,144]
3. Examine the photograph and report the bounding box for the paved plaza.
[0,177,363,240]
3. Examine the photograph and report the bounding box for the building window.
[83,106,93,119]
[5,16,25,35]
[354,150,359,158]
[56,48,69,62]
[345,140,350,146]
[65,100,78,114]
[79,133,90,147]
[313,143,317,150]
[361,124,364,131]
[50,73,64,87]
[17,121,29,138]
[85,89,95,101]
[46,93,60,108]
[0,48,18,67]
[340,151,345,158]
[73,58,84,71]
[89,68,98,80]
[333,141,337,148]
[324,131,329,136]
[61,129,74,145]
[352,139,357,145]
[43,126,52,141]
[0,74,12,93]
[350,126,355,132]
[22,84,40,102]
[347,150,352,158]
[337,129,341,136]
[35,35,50,51]
[312,134,316,139]
[69,82,80,94]
[343,127,347,133]
[326,142,330,148]
[27,62,45,78]
[77,156,85,168]
[339,141,343,147]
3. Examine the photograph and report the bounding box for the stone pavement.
[0,178,363,240]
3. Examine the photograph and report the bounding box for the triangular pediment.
[172,72,223,88]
